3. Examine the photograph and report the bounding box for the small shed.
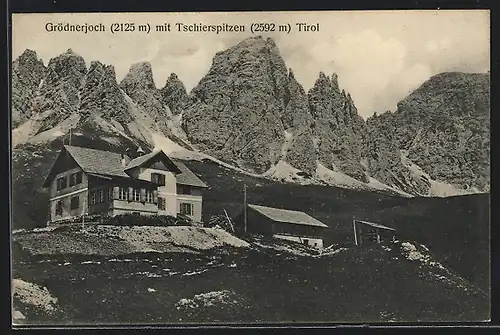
[234,204,329,249]
[353,219,395,246]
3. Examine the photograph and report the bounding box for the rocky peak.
[282,66,317,174]
[12,50,47,125]
[79,60,132,123]
[331,72,339,88]
[308,71,368,182]
[120,61,156,92]
[14,49,44,69]
[159,72,188,115]
[182,34,289,173]
[365,72,491,194]
[119,61,170,125]
[45,49,87,86]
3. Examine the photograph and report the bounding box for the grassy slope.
[13,242,489,324]
[12,141,490,295]
[183,159,490,293]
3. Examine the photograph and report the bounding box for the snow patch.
[26,113,81,145]
[263,160,320,185]
[175,290,237,310]
[117,226,250,250]
[429,180,480,197]
[12,279,58,313]
[12,309,26,321]
[93,116,135,142]
[182,269,208,276]
[280,130,294,160]
[367,177,413,198]
[400,150,480,197]
[151,132,203,161]
[316,161,367,189]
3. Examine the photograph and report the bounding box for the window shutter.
[140,188,146,203]
[128,187,134,201]
[153,190,158,204]
[113,186,119,200]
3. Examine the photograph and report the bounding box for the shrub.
[101,213,192,227]
[47,213,200,228]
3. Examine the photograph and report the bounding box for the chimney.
[121,153,127,167]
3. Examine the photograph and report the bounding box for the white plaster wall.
[177,194,203,222]
[273,234,324,249]
[137,167,177,217]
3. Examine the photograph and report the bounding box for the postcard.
[10,11,491,326]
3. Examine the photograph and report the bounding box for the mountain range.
[11,36,490,206]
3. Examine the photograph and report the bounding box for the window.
[90,191,97,205]
[158,197,166,210]
[177,185,192,195]
[56,176,67,190]
[133,188,141,202]
[69,171,83,186]
[151,173,166,186]
[145,190,153,203]
[70,196,79,210]
[98,189,104,203]
[180,203,193,216]
[119,187,127,200]
[107,188,113,201]
[55,200,63,216]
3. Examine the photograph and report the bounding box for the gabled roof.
[125,150,182,174]
[43,145,130,186]
[355,220,395,231]
[173,160,209,188]
[43,145,208,189]
[64,145,130,178]
[248,204,329,228]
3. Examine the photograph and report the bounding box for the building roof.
[64,145,130,178]
[356,219,395,231]
[44,145,207,188]
[125,150,182,174]
[248,204,329,228]
[125,151,157,170]
[172,159,209,188]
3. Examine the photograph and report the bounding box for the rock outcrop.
[160,73,189,115]
[11,50,46,126]
[11,39,490,196]
[181,36,289,173]
[282,69,317,175]
[308,72,368,182]
[119,62,171,122]
[364,72,490,193]
[33,49,87,133]
[80,61,132,123]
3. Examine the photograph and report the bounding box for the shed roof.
[248,204,329,228]
[356,219,395,231]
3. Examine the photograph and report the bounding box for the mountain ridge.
[11,37,490,199]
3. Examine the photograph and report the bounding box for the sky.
[12,11,490,119]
